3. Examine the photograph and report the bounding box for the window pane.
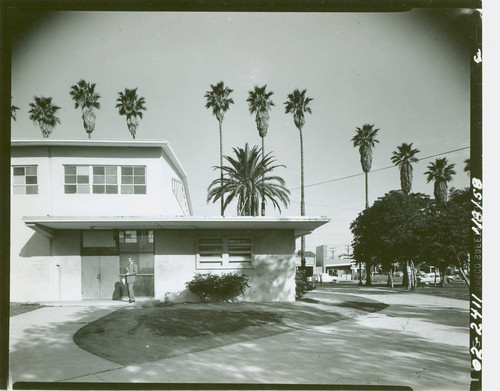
[121,185,133,194]
[26,166,37,175]
[26,176,37,185]
[93,185,105,194]
[77,175,89,184]
[106,166,117,175]
[26,185,38,194]
[134,176,145,184]
[94,175,105,184]
[13,175,25,185]
[122,167,133,175]
[77,166,89,175]
[78,185,90,193]
[134,166,145,175]
[65,166,76,175]
[107,175,117,184]
[13,186,25,194]
[106,185,118,194]
[122,175,133,184]
[65,175,76,184]
[65,185,77,194]
[13,167,24,176]
[134,185,146,194]
[93,166,105,175]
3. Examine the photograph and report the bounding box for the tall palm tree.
[28,96,61,138]
[352,124,380,209]
[207,143,290,216]
[204,81,234,217]
[391,142,420,195]
[11,97,19,121]
[464,158,471,175]
[116,88,146,139]
[425,157,456,206]
[247,84,275,216]
[70,80,101,138]
[352,123,379,286]
[284,89,313,269]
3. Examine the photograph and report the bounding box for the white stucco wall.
[154,229,297,303]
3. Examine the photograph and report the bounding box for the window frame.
[12,165,38,195]
[196,236,254,270]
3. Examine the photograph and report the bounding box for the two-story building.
[11,139,329,303]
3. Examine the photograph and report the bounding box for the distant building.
[316,245,359,280]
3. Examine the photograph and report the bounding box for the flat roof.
[23,215,331,238]
[12,139,193,215]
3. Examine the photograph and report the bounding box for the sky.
[10,9,471,255]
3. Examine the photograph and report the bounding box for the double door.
[82,256,120,300]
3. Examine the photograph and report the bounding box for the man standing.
[126,256,138,303]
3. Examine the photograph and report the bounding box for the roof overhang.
[23,216,330,238]
[11,139,193,215]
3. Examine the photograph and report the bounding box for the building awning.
[23,215,331,238]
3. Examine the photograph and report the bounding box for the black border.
[1,1,482,390]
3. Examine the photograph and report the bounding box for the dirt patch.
[73,299,380,366]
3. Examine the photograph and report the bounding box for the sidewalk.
[9,289,471,390]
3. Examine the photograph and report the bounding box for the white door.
[82,256,120,299]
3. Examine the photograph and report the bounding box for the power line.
[290,146,469,191]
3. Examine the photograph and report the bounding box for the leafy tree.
[70,80,101,138]
[391,142,420,195]
[247,85,275,216]
[28,96,61,138]
[424,157,456,207]
[284,89,313,269]
[205,81,234,216]
[352,123,380,285]
[11,98,20,121]
[207,143,290,216]
[116,88,146,139]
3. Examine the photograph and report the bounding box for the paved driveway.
[9,288,471,390]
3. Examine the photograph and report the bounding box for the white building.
[11,139,329,303]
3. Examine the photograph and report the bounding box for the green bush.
[186,272,250,302]
[295,269,314,300]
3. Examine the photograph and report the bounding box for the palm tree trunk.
[299,127,306,269]
[219,120,224,216]
[365,171,369,209]
[261,137,265,216]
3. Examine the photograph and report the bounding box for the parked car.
[394,271,404,277]
[315,273,339,283]
[417,273,438,286]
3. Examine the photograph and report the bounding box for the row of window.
[12,165,147,195]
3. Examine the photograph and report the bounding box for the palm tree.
[284,89,313,269]
[204,81,234,217]
[70,80,101,138]
[391,142,420,195]
[116,88,146,139]
[352,123,379,286]
[247,85,275,216]
[425,157,456,206]
[11,97,20,121]
[28,96,61,138]
[207,143,290,216]
[464,158,471,175]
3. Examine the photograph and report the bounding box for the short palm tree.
[28,96,61,138]
[204,81,234,216]
[284,89,313,269]
[247,84,275,216]
[207,144,290,216]
[116,88,146,139]
[425,157,456,206]
[11,98,20,121]
[464,158,471,175]
[70,80,101,138]
[391,142,420,195]
[352,124,380,209]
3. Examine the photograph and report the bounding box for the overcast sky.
[11,9,471,255]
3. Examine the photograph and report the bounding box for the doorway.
[81,256,120,300]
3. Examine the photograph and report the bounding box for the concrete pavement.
[9,288,471,390]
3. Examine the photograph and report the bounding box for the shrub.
[186,272,250,302]
[295,269,314,300]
